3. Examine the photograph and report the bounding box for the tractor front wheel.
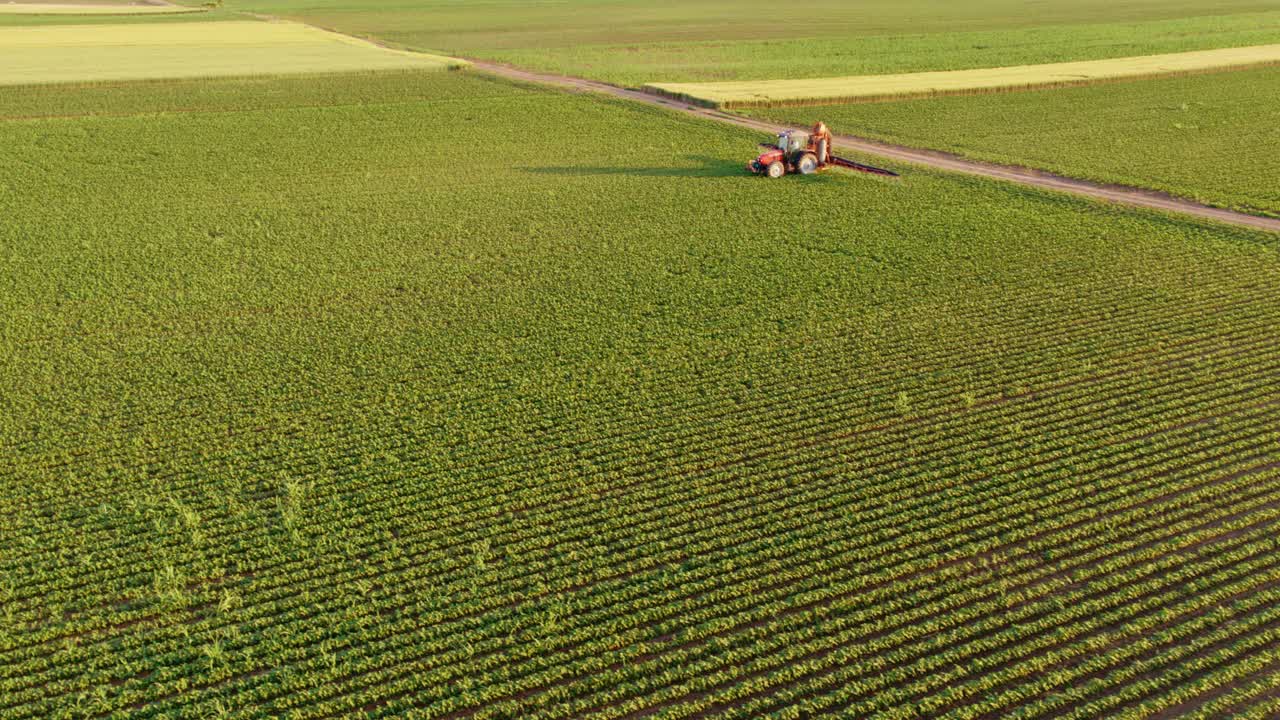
[766,161,786,179]
[797,153,819,175]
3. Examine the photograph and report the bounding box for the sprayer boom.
[828,155,900,177]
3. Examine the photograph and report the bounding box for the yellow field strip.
[0,20,467,86]
[646,44,1280,107]
[0,2,202,14]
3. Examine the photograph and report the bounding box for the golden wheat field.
[0,20,465,85]
[647,44,1280,107]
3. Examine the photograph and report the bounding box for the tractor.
[748,122,898,179]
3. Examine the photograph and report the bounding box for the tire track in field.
[462,60,1280,236]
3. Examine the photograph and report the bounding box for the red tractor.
[748,122,898,179]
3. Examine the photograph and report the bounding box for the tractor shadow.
[520,155,746,178]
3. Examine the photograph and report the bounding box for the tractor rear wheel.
[797,153,819,175]
[766,161,786,179]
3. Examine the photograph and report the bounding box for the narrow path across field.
[468,60,1280,235]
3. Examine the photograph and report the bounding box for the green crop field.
[743,66,1280,217]
[4,67,1280,717]
[219,0,1280,86]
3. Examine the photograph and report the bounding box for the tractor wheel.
[766,161,786,179]
[797,153,819,175]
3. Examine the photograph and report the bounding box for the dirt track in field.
[469,60,1280,235]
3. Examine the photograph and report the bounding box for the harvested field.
[647,44,1280,107]
[0,20,465,86]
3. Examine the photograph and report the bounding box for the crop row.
[7,371,1269,712]
[6,270,1274,623]
[7,304,1269,653]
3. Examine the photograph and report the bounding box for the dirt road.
[470,60,1280,235]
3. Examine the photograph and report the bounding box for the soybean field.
[3,69,1280,718]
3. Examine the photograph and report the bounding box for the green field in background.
[217,0,1280,85]
[744,66,1280,217]
[3,69,1280,717]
